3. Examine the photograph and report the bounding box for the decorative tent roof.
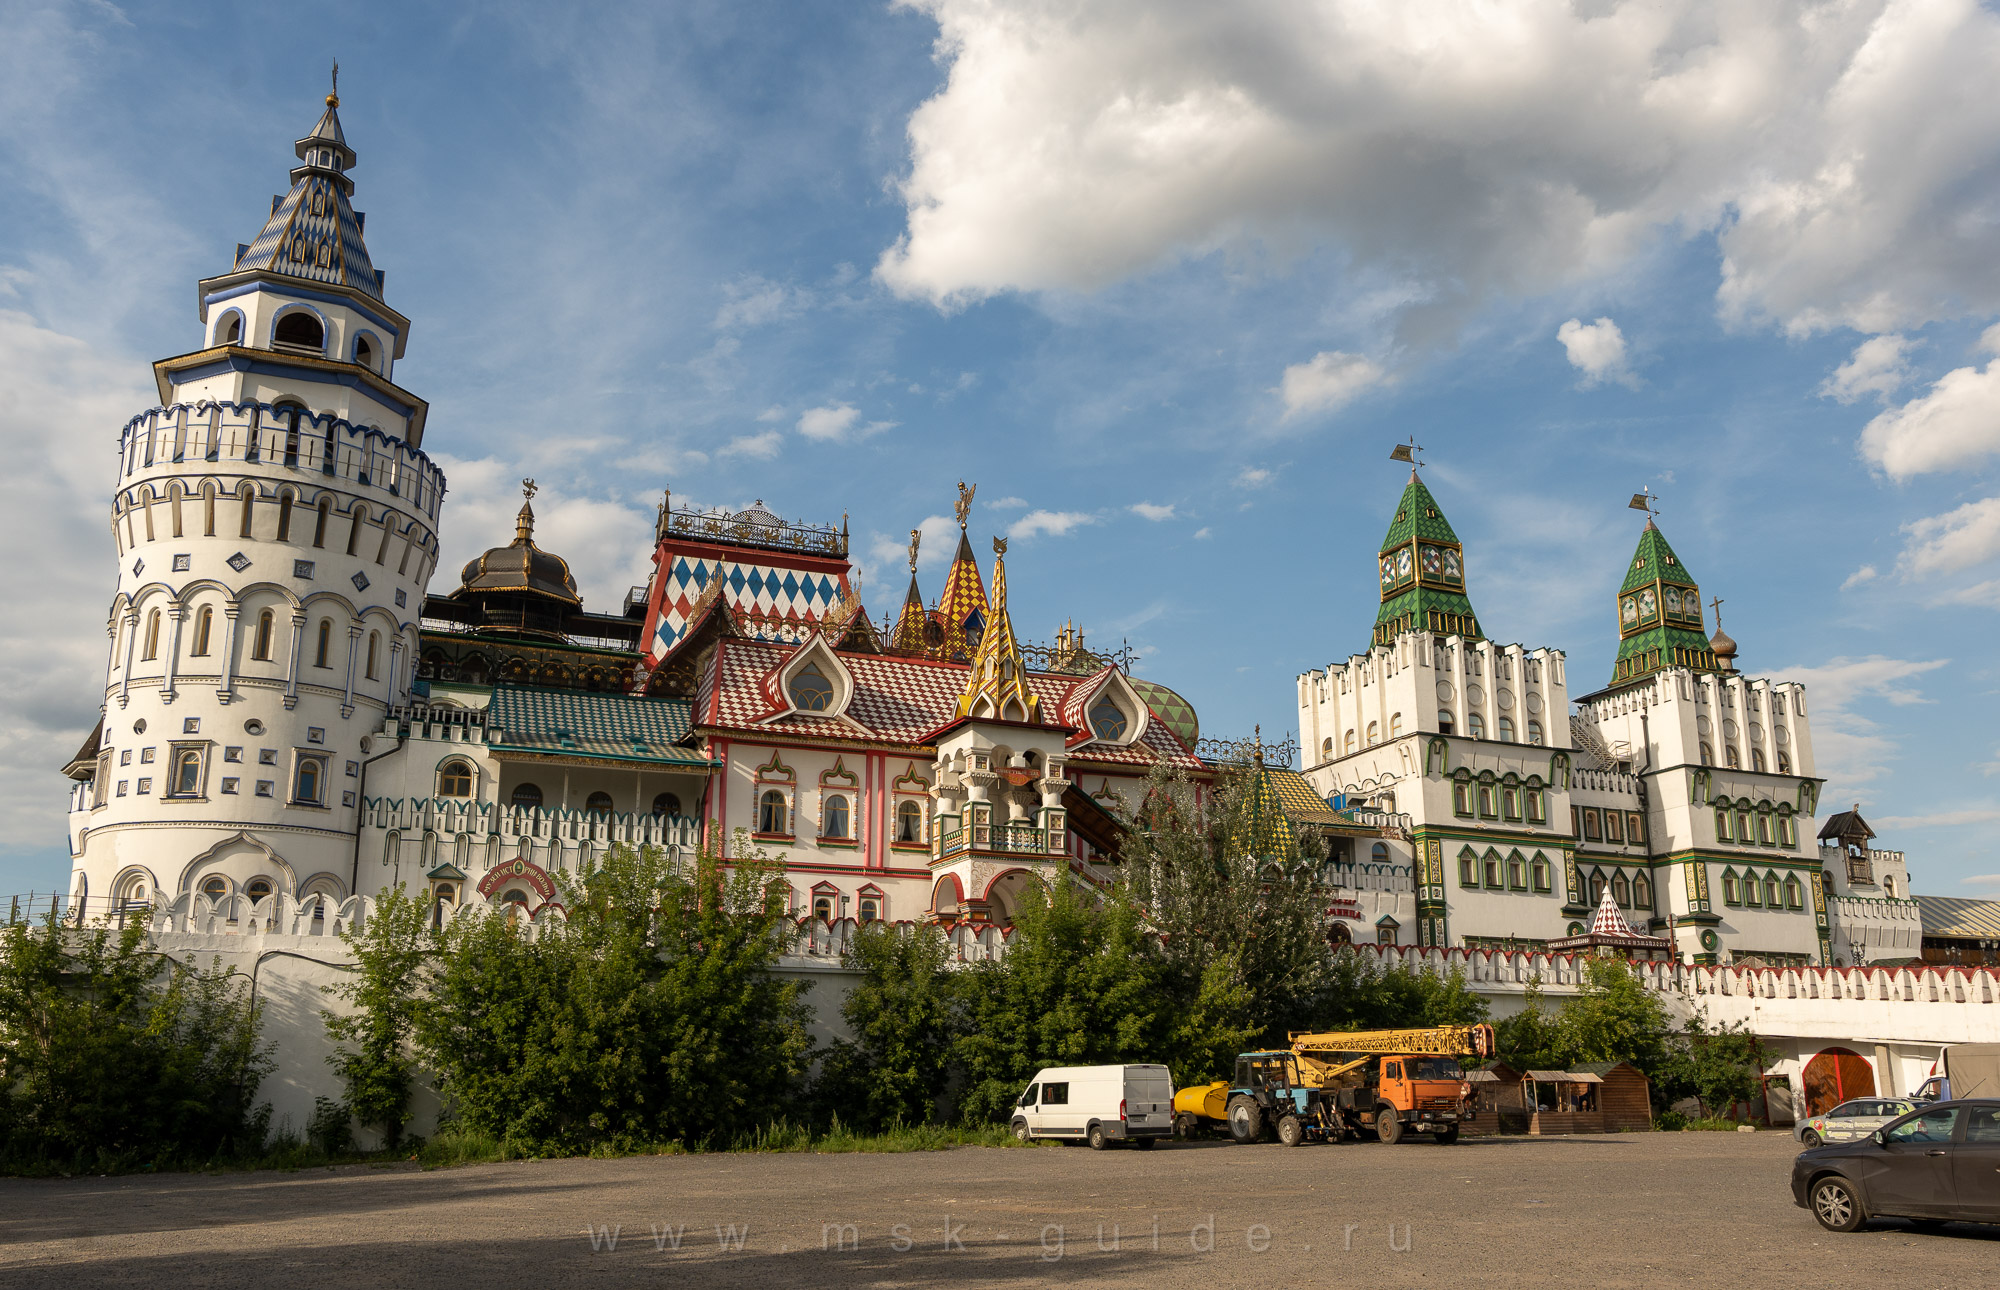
[1608,519,1722,688]
[1372,472,1481,648]
[1227,764,1301,866]
[1818,806,1876,843]
[935,529,989,660]
[1264,767,1352,828]
[1546,886,1675,956]
[954,541,1040,724]
[229,87,385,301]
[487,685,712,767]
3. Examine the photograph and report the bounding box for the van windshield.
[1405,1058,1463,1080]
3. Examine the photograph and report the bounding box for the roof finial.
[1389,437,1423,479]
[328,59,340,109]
[993,535,1008,557]
[955,480,976,530]
[515,478,537,544]
[907,527,921,574]
[1629,487,1660,528]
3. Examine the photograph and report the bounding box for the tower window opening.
[314,619,331,669]
[788,661,834,712]
[220,314,242,345]
[313,498,330,548]
[293,755,325,805]
[239,487,256,538]
[353,335,375,370]
[276,493,294,542]
[192,606,213,657]
[585,792,615,817]
[142,609,161,661]
[272,312,324,353]
[437,761,475,798]
[252,609,275,660]
[365,631,379,680]
[347,505,368,556]
[510,782,544,810]
[1437,710,1454,735]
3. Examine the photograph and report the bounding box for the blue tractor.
[1225,1051,1337,1147]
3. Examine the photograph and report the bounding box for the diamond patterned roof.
[488,685,710,766]
[703,639,1202,770]
[1379,472,1460,551]
[1227,766,1300,865]
[231,100,383,301]
[1130,678,1199,750]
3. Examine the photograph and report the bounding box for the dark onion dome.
[1709,625,1738,667]
[447,487,582,639]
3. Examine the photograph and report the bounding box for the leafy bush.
[0,918,272,1171]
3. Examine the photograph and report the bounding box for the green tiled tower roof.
[1372,472,1482,648]
[1609,520,1723,687]
[1228,764,1300,867]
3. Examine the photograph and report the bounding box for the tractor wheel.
[1277,1115,1306,1148]
[1435,1125,1461,1145]
[1012,1118,1031,1143]
[1088,1123,1111,1151]
[1173,1112,1200,1140]
[1376,1110,1406,1145]
[1227,1095,1265,1144]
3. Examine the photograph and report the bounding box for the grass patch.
[729,1119,1023,1153]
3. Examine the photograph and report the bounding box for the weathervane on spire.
[1629,487,1661,520]
[329,59,340,108]
[1388,437,1424,470]
[522,478,538,503]
[955,481,976,530]
[907,528,921,573]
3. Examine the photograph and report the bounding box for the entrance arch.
[1802,1047,1875,1115]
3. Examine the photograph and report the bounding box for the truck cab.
[1349,1053,1472,1143]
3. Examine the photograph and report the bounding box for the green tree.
[1655,1016,1765,1117]
[1493,977,1564,1071]
[413,835,813,1152]
[324,886,433,1146]
[1554,956,1672,1072]
[1304,948,1490,1033]
[953,878,1161,1124]
[0,918,271,1169]
[1118,761,1331,1071]
[814,921,962,1130]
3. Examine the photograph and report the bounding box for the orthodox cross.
[1709,595,1724,626]
[955,480,976,530]
[329,60,340,107]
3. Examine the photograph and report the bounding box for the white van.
[1010,1064,1175,1149]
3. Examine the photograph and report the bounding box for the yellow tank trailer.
[1172,1081,1231,1137]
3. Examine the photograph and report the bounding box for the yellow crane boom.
[1286,1024,1496,1086]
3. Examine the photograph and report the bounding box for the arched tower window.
[252,610,275,661]
[272,311,324,353]
[509,783,544,810]
[313,497,331,548]
[192,606,213,656]
[219,312,243,345]
[239,485,257,538]
[353,334,375,370]
[142,609,161,660]
[1497,716,1514,742]
[314,619,332,668]
[365,631,380,680]
[1089,694,1127,740]
[1467,712,1485,739]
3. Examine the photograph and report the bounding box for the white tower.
[65,80,446,916]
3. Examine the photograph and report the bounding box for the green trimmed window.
[1744,873,1761,906]
[1714,809,1732,842]
[1531,854,1552,892]
[1478,785,1497,818]
[1525,788,1545,824]
[1779,814,1797,847]
[1612,872,1630,906]
[1756,811,1773,845]
[1453,781,1471,817]
[1483,851,1502,888]
[1785,874,1803,909]
[1581,809,1601,842]
[1459,849,1478,887]
[1764,873,1782,907]
[1502,787,1521,821]
[1721,869,1741,905]
[1507,853,1526,890]
[1633,872,1652,908]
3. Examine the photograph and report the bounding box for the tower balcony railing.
[118,401,445,521]
[362,796,703,851]
[936,819,1063,861]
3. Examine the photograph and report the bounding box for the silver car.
[1796,1097,1918,1147]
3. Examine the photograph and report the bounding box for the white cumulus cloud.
[1556,317,1632,386]
[797,402,895,443]
[1822,333,1914,404]
[1007,509,1097,540]
[718,430,783,460]
[1130,501,1176,521]
[1279,350,1385,419]
[1775,654,1950,793]
[1897,497,2000,579]
[880,1,2000,338]
[1859,326,2000,479]
[1235,466,1273,489]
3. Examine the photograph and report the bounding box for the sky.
[4,0,2000,898]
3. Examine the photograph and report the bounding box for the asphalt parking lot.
[1,1132,1993,1288]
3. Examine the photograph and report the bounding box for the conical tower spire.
[1609,515,1720,687]
[890,527,931,653]
[936,482,990,660]
[226,74,385,301]
[955,538,1039,722]
[1372,471,1480,648]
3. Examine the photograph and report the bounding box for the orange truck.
[1289,1024,1497,1144]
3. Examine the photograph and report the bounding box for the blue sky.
[5,1,2000,897]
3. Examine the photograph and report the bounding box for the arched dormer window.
[436,760,474,798]
[218,311,243,346]
[353,334,376,371]
[272,311,324,354]
[788,660,834,712]
[1089,693,1127,741]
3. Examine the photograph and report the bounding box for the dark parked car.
[1792,1099,2000,1232]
